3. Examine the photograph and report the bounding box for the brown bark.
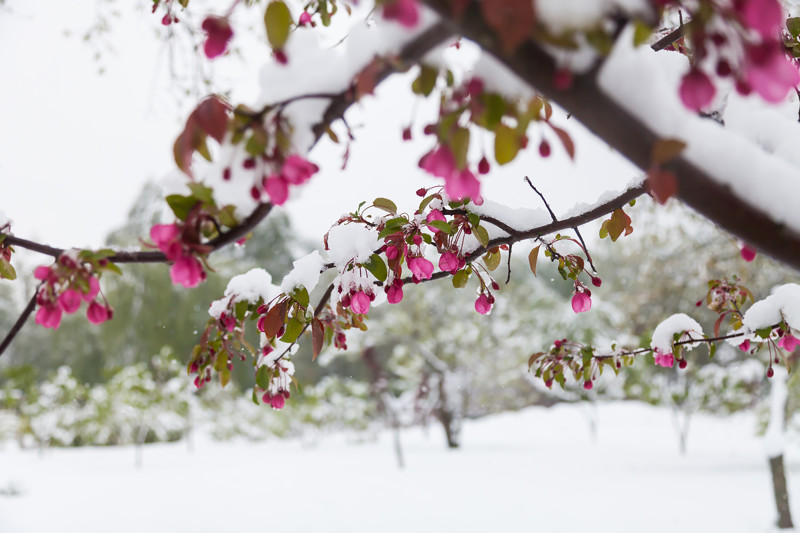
[770,454,794,529]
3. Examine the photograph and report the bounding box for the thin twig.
[505,243,512,284]
[524,177,558,223]
[0,286,40,358]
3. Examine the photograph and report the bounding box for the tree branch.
[0,286,40,356]
[419,0,800,271]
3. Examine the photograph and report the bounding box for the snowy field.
[0,401,795,532]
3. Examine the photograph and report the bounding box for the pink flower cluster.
[419,146,482,203]
[678,0,800,111]
[263,155,319,205]
[653,349,674,368]
[34,256,112,329]
[338,283,376,315]
[150,224,207,288]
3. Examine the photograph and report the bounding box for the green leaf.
[187,183,215,206]
[245,128,268,156]
[411,64,438,96]
[427,220,453,234]
[474,225,490,248]
[234,300,249,322]
[484,250,501,271]
[450,127,470,170]
[292,287,310,308]
[103,262,122,276]
[418,194,436,213]
[373,197,397,215]
[788,17,800,38]
[280,316,304,344]
[364,254,388,282]
[0,259,16,280]
[256,366,272,389]
[467,213,480,228]
[452,269,469,288]
[482,93,506,130]
[632,20,653,46]
[265,0,292,50]
[494,124,520,165]
[528,245,540,276]
[166,195,198,221]
[217,205,238,228]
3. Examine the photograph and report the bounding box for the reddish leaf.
[480,0,536,54]
[312,318,324,361]
[194,96,229,143]
[263,300,288,338]
[549,124,575,160]
[648,168,678,205]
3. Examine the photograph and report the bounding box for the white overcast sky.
[0,0,638,255]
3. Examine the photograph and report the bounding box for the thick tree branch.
[420,0,800,271]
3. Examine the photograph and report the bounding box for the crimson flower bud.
[591,276,602,287]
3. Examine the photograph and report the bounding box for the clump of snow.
[281,250,325,294]
[326,223,381,269]
[209,268,281,319]
[537,0,652,33]
[598,27,800,236]
[742,284,800,331]
[650,313,704,352]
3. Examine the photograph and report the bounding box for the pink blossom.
[201,16,233,59]
[745,43,800,103]
[571,292,592,313]
[739,339,751,351]
[34,266,52,281]
[426,209,446,231]
[298,12,312,26]
[87,301,112,325]
[281,155,319,185]
[385,245,399,260]
[350,291,371,315]
[84,277,100,302]
[265,176,289,205]
[419,146,456,180]
[387,281,404,304]
[382,0,419,28]
[150,224,183,260]
[445,168,481,201]
[739,0,783,39]
[270,394,286,410]
[35,304,62,329]
[740,244,757,262]
[170,256,206,288]
[654,350,674,368]
[58,289,82,314]
[408,257,434,282]
[475,293,492,315]
[679,69,716,111]
[439,251,459,273]
[778,333,800,352]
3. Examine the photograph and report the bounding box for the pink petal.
[475,293,492,315]
[86,301,111,325]
[265,176,289,205]
[382,0,420,28]
[571,292,592,313]
[170,256,206,288]
[679,69,716,111]
[58,289,82,314]
[350,291,371,315]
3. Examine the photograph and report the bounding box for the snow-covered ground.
[0,401,794,532]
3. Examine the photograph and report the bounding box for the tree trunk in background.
[769,454,794,529]
[765,367,793,529]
